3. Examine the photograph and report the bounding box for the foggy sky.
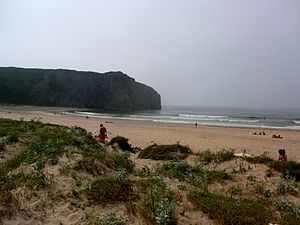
[1,0,300,109]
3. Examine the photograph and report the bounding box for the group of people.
[250,131,266,135]
[272,134,283,139]
[249,131,284,139]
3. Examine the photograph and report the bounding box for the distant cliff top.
[0,67,161,111]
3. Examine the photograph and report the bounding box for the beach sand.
[1,105,299,162]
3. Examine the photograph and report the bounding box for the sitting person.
[278,149,287,161]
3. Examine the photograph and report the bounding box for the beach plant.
[7,132,18,143]
[227,185,243,197]
[139,186,176,225]
[276,198,300,225]
[156,158,195,181]
[34,158,46,170]
[59,163,72,175]
[269,160,300,181]
[156,159,229,188]
[256,189,272,205]
[75,157,106,175]
[135,166,154,177]
[0,141,5,152]
[85,170,133,204]
[216,148,235,162]
[196,149,216,164]
[276,179,287,194]
[265,167,274,177]
[138,143,192,160]
[93,150,135,173]
[245,152,273,164]
[26,171,48,189]
[88,207,125,225]
[188,189,275,225]
[134,178,166,195]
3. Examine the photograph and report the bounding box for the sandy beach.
[1,105,299,162]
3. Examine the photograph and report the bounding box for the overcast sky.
[1,0,299,109]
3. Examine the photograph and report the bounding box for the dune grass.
[138,143,192,160]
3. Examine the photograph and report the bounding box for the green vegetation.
[156,159,229,188]
[138,143,192,160]
[0,118,300,224]
[196,149,235,163]
[139,186,176,225]
[269,161,300,181]
[85,170,133,204]
[88,208,125,225]
[188,190,275,225]
[244,152,273,164]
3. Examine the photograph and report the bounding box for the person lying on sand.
[272,134,282,139]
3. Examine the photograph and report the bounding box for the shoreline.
[1,105,300,162]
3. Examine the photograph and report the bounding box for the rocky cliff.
[0,67,161,111]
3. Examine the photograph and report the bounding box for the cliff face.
[0,67,161,111]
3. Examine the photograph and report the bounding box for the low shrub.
[75,157,105,175]
[188,190,275,225]
[138,144,192,160]
[0,142,5,152]
[26,171,47,188]
[93,150,135,173]
[156,159,230,187]
[276,199,300,225]
[157,159,195,181]
[197,150,216,164]
[216,149,235,162]
[280,211,300,225]
[85,170,133,204]
[245,152,273,164]
[89,209,125,225]
[139,187,176,225]
[7,132,18,143]
[269,161,300,181]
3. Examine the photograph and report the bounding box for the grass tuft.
[138,144,192,160]
[188,190,275,225]
[139,186,177,225]
[85,170,133,204]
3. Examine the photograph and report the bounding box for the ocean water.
[63,106,300,130]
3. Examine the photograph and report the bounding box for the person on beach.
[195,122,198,128]
[278,149,287,161]
[98,124,107,143]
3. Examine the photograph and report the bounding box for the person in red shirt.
[98,124,107,143]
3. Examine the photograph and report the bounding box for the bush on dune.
[269,161,300,181]
[188,190,275,225]
[138,143,192,160]
[85,170,133,204]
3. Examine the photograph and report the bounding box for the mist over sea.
[63,106,300,130]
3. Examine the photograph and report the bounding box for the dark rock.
[0,67,161,111]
